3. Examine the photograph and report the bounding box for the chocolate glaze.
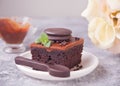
[15,56,70,77]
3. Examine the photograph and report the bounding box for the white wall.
[0,0,88,17]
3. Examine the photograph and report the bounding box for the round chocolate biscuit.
[44,28,72,36]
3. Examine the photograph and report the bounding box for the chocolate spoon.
[15,56,70,77]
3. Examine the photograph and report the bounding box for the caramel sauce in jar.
[0,18,30,44]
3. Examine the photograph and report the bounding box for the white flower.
[107,0,120,11]
[82,0,120,53]
[81,0,109,22]
[88,17,115,49]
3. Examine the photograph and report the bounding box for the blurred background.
[0,0,88,17]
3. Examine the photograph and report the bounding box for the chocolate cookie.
[44,28,72,41]
[44,28,72,36]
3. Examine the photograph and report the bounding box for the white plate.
[16,51,99,81]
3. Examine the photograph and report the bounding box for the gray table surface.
[0,17,120,86]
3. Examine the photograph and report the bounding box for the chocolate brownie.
[31,28,84,69]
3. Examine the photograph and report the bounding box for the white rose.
[88,17,115,49]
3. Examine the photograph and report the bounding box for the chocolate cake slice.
[31,28,84,69]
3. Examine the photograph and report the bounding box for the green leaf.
[35,33,51,47]
[45,41,51,47]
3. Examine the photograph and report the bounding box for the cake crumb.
[70,64,83,71]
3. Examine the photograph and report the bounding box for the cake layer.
[31,38,84,68]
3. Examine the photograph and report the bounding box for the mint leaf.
[45,41,51,47]
[41,33,48,42]
[35,33,51,47]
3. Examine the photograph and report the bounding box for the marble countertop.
[0,17,120,86]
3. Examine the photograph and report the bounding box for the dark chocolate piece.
[44,28,72,36]
[15,56,70,77]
